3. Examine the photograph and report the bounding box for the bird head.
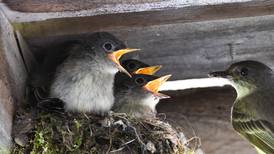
[115,74,171,112]
[121,59,162,75]
[85,32,139,77]
[107,48,140,76]
[142,74,172,99]
[209,60,273,98]
[119,74,171,100]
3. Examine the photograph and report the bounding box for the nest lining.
[12,109,199,154]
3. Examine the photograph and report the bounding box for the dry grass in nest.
[12,109,199,154]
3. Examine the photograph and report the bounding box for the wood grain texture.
[23,14,274,80]
[2,0,255,13]
[114,16,274,80]
[4,1,274,29]
[0,10,27,152]
[157,87,256,154]
[2,1,274,23]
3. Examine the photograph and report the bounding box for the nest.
[11,108,196,154]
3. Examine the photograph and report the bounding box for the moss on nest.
[11,109,192,154]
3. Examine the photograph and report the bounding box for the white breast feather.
[50,60,117,114]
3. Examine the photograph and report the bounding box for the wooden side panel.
[0,10,27,152]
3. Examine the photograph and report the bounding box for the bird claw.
[37,98,65,115]
[29,86,66,115]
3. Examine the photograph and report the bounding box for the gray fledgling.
[209,60,274,154]
[49,32,139,114]
[113,74,171,119]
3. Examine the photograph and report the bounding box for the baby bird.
[113,74,171,119]
[209,60,274,154]
[114,59,162,89]
[49,32,138,114]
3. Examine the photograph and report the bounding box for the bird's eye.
[127,63,136,70]
[240,68,248,76]
[102,42,115,52]
[135,77,145,85]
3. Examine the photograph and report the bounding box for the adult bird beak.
[133,65,162,75]
[108,48,140,77]
[208,71,229,78]
[143,74,172,99]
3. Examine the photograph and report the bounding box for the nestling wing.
[232,111,274,154]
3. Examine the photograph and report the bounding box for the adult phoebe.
[113,74,171,119]
[49,32,139,114]
[209,60,274,154]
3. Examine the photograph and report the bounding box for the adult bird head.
[209,60,273,98]
[121,59,162,75]
[81,32,139,77]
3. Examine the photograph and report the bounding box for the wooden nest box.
[1,1,274,153]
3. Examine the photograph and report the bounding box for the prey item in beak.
[133,65,162,75]
[143,74,172,99]
[208,71,229,78]
[108,48,140,77]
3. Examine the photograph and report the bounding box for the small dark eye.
[240,68,248,76]
[135,77,145,85]
[102,42,115,52]
[127,63,136,70]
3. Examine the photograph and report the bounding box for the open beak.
[133,65,162,75]
[143,74,172,99]
[108,48,140,77]
[208,71,229,78]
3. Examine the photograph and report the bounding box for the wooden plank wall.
[1,1,274,80]
[13,13,274,80]
[0,10,27,152]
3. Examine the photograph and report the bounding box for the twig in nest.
[137,120,150,131]
[168,114,201,152]
[110,147,125,153]
[128,123,145,147]
[107,127,113,154]
[185,136,201,148]
[113,113,146,151]
[88,125,93,137]
[180,115,201,152]
[66,125,72,134]
[110,112,127,117]
[109,138,136,153]
[121,138,136,146]
[143,120,168,131]
[82,113,90,120]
